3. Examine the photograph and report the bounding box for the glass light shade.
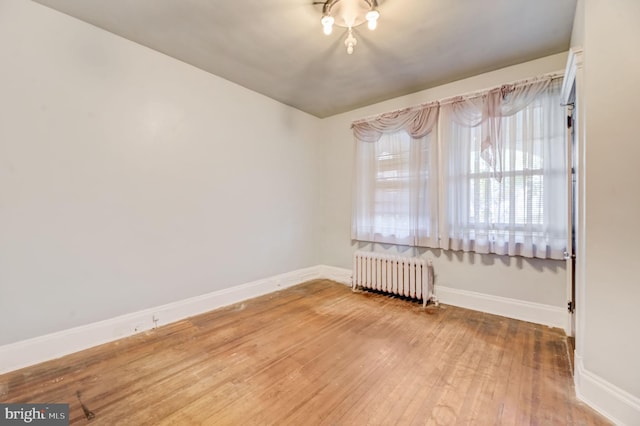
[366,9,380,27]
[319,1,381,52]
[321,15,334,35]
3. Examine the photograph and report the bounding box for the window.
[352,129,438,247]
[352,76,568,259]
[373,132,414,239]
[440,78,567,259]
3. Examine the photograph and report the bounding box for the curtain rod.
[353,71,564,125]
[438,71,564,105]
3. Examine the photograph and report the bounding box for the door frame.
[561,47,585,365]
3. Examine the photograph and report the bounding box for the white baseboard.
[317,265,351,286]
[435,285,568,331]
[574,355,640,426]
[0,266,325,375]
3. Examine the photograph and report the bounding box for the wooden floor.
[1,280,609,425]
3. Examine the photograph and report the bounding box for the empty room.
[1,0,639,424]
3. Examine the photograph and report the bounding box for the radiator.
[352,251,433,307]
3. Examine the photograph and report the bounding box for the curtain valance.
[351,101,439,143]
[352,74,562,181]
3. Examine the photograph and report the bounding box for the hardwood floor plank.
[0,280,610,425]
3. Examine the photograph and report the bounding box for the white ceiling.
[32,0,577,118]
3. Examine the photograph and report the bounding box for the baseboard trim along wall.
[574,355,640,426]
[0,265,342,375]
[435,285,568,332]
[319,265,352,285]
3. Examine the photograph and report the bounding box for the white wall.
[0,0,321,346]
[578,0,640,413]
[570,0,585,48]
[320,53,569,307]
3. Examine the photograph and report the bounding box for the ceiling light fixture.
[318,0,380,55]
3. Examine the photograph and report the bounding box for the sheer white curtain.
[439,77,567,259]
[352,103,439,246]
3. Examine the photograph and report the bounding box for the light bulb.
[321,15,334,35]
[347,44,354,55]
[366,9,379,30]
